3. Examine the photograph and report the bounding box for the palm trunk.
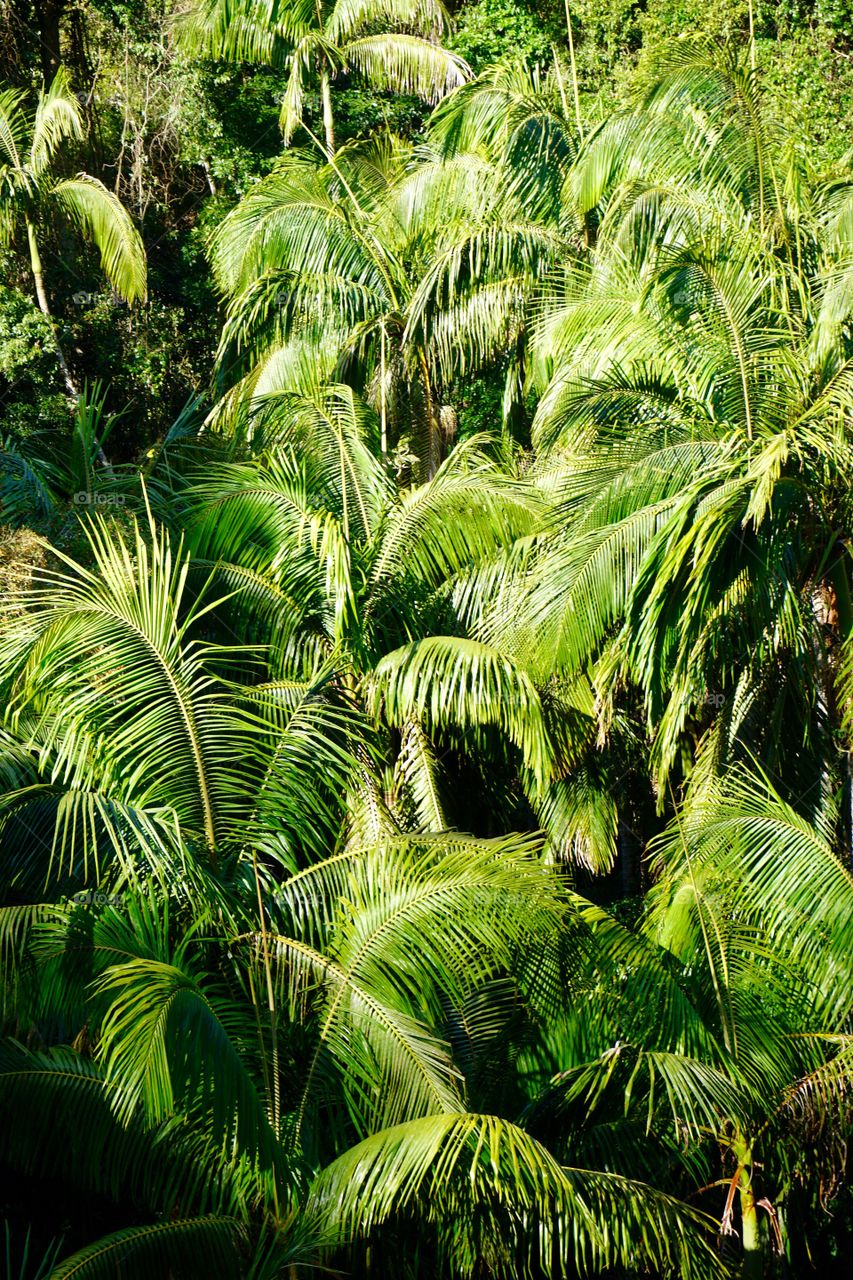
[27,218,77,399]
[320,63,335,156]
[417,350,441,480]
[40,1,66,84]
[251,850,281,1219]
[380,322,388,458]
[563,0,583,141]
[734,1135,763,1279]
[739,1176,762,1279]
[27,218,111,468]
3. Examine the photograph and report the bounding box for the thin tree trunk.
[27,218,110,467]
[27,218,77,398]
[39,0,65,85]
[563,0,583,141]
[734,1135,763,1279]
[417,350,441,479]
[380,322,387,458]
[251,851,281,1219]
[739,1176,762,1279]
[552,47,570,122]
[320,63,335,156]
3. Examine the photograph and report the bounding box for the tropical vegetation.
[1,2,853,1278]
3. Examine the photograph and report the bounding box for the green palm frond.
[647,770,853,1027]
[174,0,306,62]
[0,1043,253,1218]
[371,635,555,786]
[2,1222,62,1280]
[265,830,557,1138]
[531,1042,750,1144]
[533,766,618,873]
[49,1217,246,1280]
[95,955,287,1174]
[328,0,450,44]
[344,35,468,104]
[29,67,82,176]
[50,177,146,304]
[0,86,28,171]
[393,718,446,831]
[0,513,292,856]
[309,1112,725,1279]
[0,435,58,524]
[369,436,541,591]
[246,385,392,540]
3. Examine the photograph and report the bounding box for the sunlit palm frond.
[50,177,146,304]
[29,67,82,176]
[309,1111,725,1279]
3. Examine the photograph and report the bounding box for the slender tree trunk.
[734,1135,764,1279]
[39,0,65,85]
[563,0,584,141]
[27,217,77,398]
[380,322,387,458]
[251,850,280,1218]
[320,63,335,156]
[739,1177,762,1279]
[417,350,441,479]
[552,48,570,122]
[27,218,110,468]
[829,547,853,638]
[200,159,217,197]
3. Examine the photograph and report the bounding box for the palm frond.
[50,177,146,304]
[344,35,468,104]
[49,1217,246,1280]
[371,635,554,786]
[29,67,82,176]
[309,1112,725,1279]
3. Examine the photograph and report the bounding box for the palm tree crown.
[0,67,146,398]
[179,0,469,153]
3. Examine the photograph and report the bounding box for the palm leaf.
[344,35,468,104]
[49,1217,246,1280]
[50,177,146,304]
[309,1112,725,1279]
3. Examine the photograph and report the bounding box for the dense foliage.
[2,3,853,1277]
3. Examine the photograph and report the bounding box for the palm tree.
[0,504,364,891]
[0,383,130,526]
[180,382,654,869]
[523,766,853,1277]
[473,40,853,817]
[175,387,561,828]
[208,127,567,475]
[178,0,469,154]
[0,825,725,1278]
[0,68,146,400]
[0,485,726,1278]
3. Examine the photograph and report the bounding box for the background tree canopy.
[2,3,853,1278]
